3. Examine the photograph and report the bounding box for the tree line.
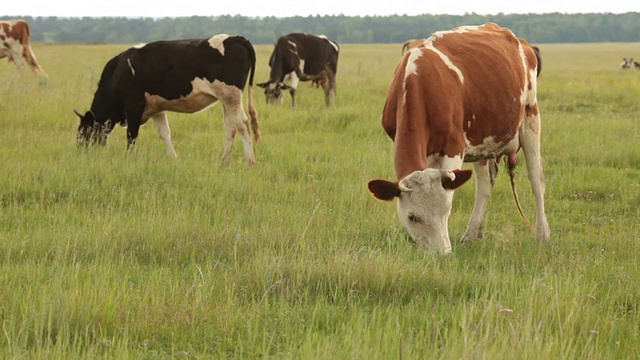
[2,12,639,45]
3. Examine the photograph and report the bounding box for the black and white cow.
[258,33,339,107]
[75,35,260,165]
[620,57,640,69]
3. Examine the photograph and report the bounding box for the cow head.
[257,81,292,104]
[367,168,472,255]
[74,110,113,147]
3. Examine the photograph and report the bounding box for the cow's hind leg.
[152,112,177,157]
[323,68,337,107]
[221,101,255,166]
[24,45,45,76]
[461,160,497,242]
[519,108,551,241]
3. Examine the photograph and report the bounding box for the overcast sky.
[4,0,639,18]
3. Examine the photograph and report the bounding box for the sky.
[4,0,639,18]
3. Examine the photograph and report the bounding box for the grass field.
[0,40,639,359]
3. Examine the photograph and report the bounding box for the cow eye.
[408,213,421,223]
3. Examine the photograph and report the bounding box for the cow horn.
[73,109,84,118]
[398,179,413,192]
[440,170,456,181]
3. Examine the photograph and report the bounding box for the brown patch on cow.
[525,104,539,118]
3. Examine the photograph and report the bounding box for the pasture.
[0,40,639,358]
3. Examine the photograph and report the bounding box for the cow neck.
[393,122,428,180]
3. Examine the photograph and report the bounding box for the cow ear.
[367,179,400,201]
[441,169,473,190]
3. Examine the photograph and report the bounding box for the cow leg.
[152,112,177,157]
[461,161,495,242]
[323,68,337,107]
[9,50,25,70]
[287,73,300,107]
[519,111,551,241]
[125,107,144,152]
[24,46,45,76]
[221,102,255,166]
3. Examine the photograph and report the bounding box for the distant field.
[0,41,638,358]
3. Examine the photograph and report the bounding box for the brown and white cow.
[0,20,45,76]
[367,23,550,255]
[620,57,640,69]
[258,33,339,107]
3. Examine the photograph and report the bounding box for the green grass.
[0,41,639,359]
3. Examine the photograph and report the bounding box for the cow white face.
[257,81,292,104]
[368,169,472,255]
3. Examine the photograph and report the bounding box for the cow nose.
[440,246,452,256]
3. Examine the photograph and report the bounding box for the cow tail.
[505,158,531,226]
[532,46,541,78]
[242,37,260,142]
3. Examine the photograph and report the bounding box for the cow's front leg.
[289,88,297,107]
[152,112,177,157]
[288,72,300,107]
[461,161,496,242]
[125,107,144,152]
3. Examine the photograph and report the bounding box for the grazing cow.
[401,39,425,54]
[620,57,640,69]
[257,33,339,107]
[0,19,45,75]
[367,23,550,255]
[75,35,260,165]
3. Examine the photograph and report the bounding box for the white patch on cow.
[422,37,465,84]
[404,48,423,81]
[287,41,299,56]
[316,35,340,53]
[143,77,225,117]
[426,154,463,169]
[284,71,300,90]
[463,135,510,160]
[127,58,135,76]
[133,43,146,49]
[208,34,230,55]
[429,25,480,41]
